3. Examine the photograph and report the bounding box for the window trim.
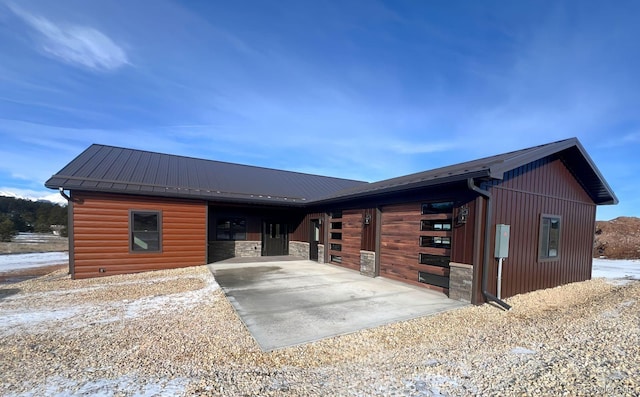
[129,210,162,254]
[538,214,561,262]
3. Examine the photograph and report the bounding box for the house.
[45,138,617,306]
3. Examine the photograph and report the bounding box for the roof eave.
[309,170,492,206]
[46,184,310,207]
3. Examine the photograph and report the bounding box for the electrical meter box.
[494,224,510,258]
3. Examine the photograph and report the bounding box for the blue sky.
[0,1,638,220]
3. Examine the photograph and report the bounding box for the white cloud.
[8,4,128,71]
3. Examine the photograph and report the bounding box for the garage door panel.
[380,201,452,293]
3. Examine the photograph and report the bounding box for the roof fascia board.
[569,140,619,205]
[488,138,577,177]
[309,170,491,205]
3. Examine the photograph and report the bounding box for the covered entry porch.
[206,203,303,262]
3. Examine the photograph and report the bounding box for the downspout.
[58,187,73,202]
[58,188,75,278]
[466,179,512,311]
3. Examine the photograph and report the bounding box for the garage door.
[380,201,453,294]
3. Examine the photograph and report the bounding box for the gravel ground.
[1,266,638,396]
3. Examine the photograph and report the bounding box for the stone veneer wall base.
[449,262,474,303]
[208,241,261,262]
[289,241,310,259]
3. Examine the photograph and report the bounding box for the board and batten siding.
[291,211,325,244]
[486,157,597,299]
[71,191,206,279]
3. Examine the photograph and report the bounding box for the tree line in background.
[0,196,67,242]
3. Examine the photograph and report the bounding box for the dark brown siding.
[291,212,325,243]
[361,208,376,251]
[487,158,596,298]
[341,209,363,271]
[451,199,476,265]
[72,191,206,279]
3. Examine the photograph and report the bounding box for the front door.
[262,221,288,256]
[309,219,320,260]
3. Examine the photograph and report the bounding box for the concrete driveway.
[209,258,467,351]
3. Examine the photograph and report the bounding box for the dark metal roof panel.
[46,139,617,207]
[45,144,368,204]
[313,138,617,205]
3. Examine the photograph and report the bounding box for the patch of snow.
[402,374,462,396]
[510,347,536,355]
[0,272,219,337]
[592,258,640,280]
[424,358,439,367]
[10,374,188,397]
[13,232,66,243]
[618,300,635,308]
[0,252,68,272]
[1,307,84,331]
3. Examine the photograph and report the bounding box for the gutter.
[466,178,512,311]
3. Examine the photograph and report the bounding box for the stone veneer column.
[449,262,473,302]
[317,244,325,264]
[360,250,376,277]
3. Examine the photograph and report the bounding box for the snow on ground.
[592,258,640,280]
[0,270,220,337]
[0,252,68,272]
[14,375,189,397]
[13,232,66,243]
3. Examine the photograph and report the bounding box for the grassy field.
[0,233,68,254]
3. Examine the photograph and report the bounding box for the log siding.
[72,191,206,279]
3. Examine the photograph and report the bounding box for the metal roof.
[46,138,618,206]
[312,138,618,205]
[45,144,367,205]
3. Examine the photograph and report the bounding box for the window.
[216,218,247,240]
[421,201,454,215]
[539,215,561,260]
[421,220,452,231]
[131,211,161,252]
[419,253,450,268]
[420,236,451,248]
[329,210,343,264]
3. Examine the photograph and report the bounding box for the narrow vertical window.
[539,215,561,260]
[131,211,161,252]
